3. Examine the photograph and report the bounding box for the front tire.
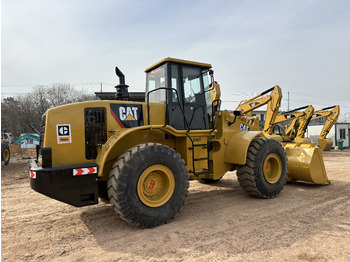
[107,143,189,228]
[237,137,287,198]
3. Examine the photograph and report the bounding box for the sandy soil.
[2,149,350,261]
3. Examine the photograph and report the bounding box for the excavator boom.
[294,105,314,144]
[236,86,282,117]
[274,105,314,143]
[312,105,340,151]
[236,85,282,136]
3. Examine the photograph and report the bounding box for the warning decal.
[110,104,143,128]
[73,167,97,176]
[56,124,72,144]
[30,170,36,179]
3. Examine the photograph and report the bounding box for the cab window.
[182,66,202,103]
[170,64,182,103]
[146,64,167,103]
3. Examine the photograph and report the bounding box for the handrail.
[146,87,191,131]
[211,99,221,132]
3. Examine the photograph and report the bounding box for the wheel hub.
[4,149,10,161]
[137,165,175,207]
[263,153,282,184]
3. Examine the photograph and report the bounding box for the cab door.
[168,64,209,130]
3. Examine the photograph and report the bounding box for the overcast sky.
[2,0,350,117]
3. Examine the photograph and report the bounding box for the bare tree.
[1,97,23,137]
[1,84,96,139]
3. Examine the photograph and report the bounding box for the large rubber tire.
[237,137,287,198]
[1,142,10,165]
[107,143,189,228]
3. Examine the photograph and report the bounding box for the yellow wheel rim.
[4,149,10,162]
[137,165,175,207]
[263,153,282,184]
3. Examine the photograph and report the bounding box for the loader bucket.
[282,143,329,184]
[317,137,333,151]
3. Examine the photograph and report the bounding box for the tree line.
[1,84,96,139]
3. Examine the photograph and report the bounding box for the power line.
[287,91,350,103]
[1,81,116,88]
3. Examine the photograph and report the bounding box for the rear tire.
[1,142,10,165]
[237,137,287,198]
[107,143,189,228]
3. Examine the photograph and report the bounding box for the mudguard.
[224,131,262,165]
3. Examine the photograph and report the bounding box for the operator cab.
[145,58,215,130]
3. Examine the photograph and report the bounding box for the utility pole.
[287,91,290,111]
[100,82,102,92]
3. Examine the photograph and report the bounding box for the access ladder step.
[189,169,209,176]
[188,143,208,150]
[193,157,209,161]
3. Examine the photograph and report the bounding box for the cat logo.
[56,124,72,144]
[110,103,144,128]
[119,107,139,121]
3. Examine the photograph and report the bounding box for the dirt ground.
[1,149,350,261]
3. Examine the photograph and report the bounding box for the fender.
[224,131,262,165]
[95,125,166,180]
[95,125,210,180]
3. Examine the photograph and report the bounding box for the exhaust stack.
[115,66,129,100]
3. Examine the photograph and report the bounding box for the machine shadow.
[79,179,246,251]
[79,177,350,258]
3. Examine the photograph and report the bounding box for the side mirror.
[210,81,221,102]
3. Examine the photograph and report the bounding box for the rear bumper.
[29,159,99,207]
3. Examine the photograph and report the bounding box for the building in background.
[306,123,350,148]
[13,134,40,149]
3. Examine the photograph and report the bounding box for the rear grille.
[85,108,107,159]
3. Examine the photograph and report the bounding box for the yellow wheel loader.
[29,58,290,228]
[311,105,340,151]
[1,131,20,165]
